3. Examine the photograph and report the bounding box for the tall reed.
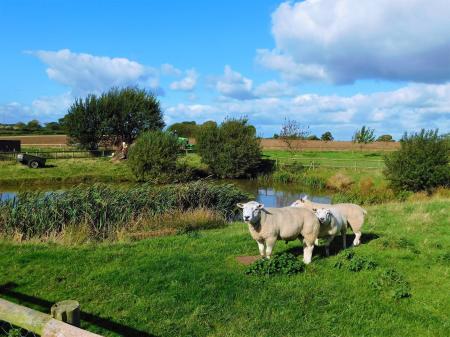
[0,181,249,240]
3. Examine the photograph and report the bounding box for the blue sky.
[1,0,449,139]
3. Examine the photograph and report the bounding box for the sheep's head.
[237,201,264,224]
[291,195,311,208]
[313,208,332,225]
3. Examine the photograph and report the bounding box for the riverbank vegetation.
[0,198,448,336]
[0,181,248,242]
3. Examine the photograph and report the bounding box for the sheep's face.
[313,208,332,225]
[237,201,264,224]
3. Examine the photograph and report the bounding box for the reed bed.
[0,181,249,241]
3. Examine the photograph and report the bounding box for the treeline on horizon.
[1,118,401,142]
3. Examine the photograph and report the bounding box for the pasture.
[0,198,449,337]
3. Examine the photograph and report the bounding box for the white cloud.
[169,69,198,91]
[165,83,450,139]
[254,80,296,97]
[29,49,161,95]
[216,65,256,100]
[0,93,72,123]
[161,63,182,77]
[263,0,450,84]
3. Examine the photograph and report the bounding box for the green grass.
[263,150,386,160]
[0,154,207,187]
[0,198,449,336]
[0,159,134,187]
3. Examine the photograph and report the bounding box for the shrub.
[196,118,262,178]
[384,129,450,192]
[245,253,305,276]
[326,173,354,191]
[128,131,180,182]
[352,126,375,144]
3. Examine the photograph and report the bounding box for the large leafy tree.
[61,87,164,149]
[61,95,104,149]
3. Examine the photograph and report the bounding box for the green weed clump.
[371,268,412,300]
[0,181,249,241]
[333,250,378,272]
[245,253,305,276]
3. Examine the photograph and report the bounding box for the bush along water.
[0,181,249,241]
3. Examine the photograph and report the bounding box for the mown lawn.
[0,199,449,337]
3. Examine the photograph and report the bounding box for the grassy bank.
[0,198,449,336]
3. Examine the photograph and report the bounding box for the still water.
[0,180,332,208]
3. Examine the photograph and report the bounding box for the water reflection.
[0,180,332,207]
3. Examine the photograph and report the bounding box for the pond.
[0,180,332,208]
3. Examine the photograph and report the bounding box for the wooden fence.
[274,157,385,170]
[0,298,102,337]
[0,150,114,161]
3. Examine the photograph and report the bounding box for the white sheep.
[312,207,347,256]
[237,201,320,264]
[291,196,367,246]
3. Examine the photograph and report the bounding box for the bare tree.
[279,118,310,152]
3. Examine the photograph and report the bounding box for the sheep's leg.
[342,230,347,249]
[256,240,266,258]
[303,240,314,264]
[324,236,334,257]
[353,231,362,246]
[265,237,277,259]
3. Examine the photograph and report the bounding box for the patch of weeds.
[177,227,202,238]
[245,253,305,276]
[371,268,412,300]
[377,237,420,254]
[333,249,377,272]
[436,251,450,264]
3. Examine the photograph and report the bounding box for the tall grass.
[0,181,249,241]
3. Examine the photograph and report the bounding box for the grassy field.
[0,151,381,187]
[0,198,449,337]
[0,158,134,187]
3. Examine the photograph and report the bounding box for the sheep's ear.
[257,203,264,209]
[312,208,317,212]
[236,203,244,209]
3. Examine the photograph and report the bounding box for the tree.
[377,134,394,142]
[101,87,164,145]
[44,122,63,133]
[61,95,104,149]
[321,131,334,142]
[352,126,375,144]
[384,129,449,192]
[196,118,261,178]
[307,135,320,140]
[279,118,309,152]
[26,119,42,132]
[167,121,198,138]
[127,131,180,181]
[61,87,164,149]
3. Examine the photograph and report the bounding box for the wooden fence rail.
[0,150,114,161]
[0,298,103,337]
[274,157,385,170]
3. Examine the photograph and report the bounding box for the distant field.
[0,134,68,146]
[0,135,400,151]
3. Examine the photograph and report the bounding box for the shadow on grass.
[0,282,158,337]
[285,232,380,258]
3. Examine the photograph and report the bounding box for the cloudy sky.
[1,0,449,139]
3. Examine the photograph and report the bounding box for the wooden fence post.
[51,300,80,327]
